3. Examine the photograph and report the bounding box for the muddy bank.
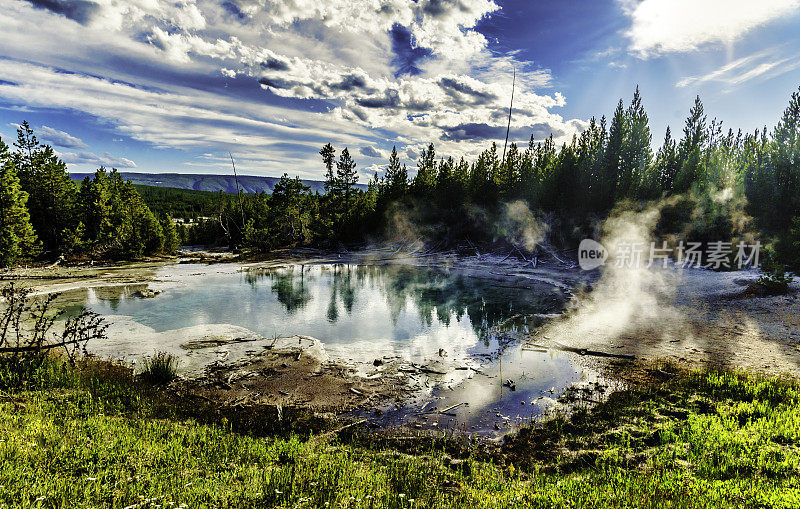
[174,335,413,414]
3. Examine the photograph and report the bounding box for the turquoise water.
[76,262,590,434]
[81,263,567,362]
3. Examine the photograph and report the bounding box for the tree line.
[2,85,800,270]
[1,122,178,267]
[182,86,800,270]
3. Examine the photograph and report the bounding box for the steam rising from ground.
[502,200,549,252]
[535,203,685,348]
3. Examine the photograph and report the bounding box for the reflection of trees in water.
[249,264,565,337]
[246,266,311,315]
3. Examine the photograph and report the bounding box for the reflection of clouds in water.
[327,313,478,363]
[82,263,564,366]
[428,346,588,432]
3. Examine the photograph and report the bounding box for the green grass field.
[2,358,800,508]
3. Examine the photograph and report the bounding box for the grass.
[140,352,179,385]
[1,357,800,508]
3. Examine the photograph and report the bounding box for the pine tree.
[336,148,358,217]
[270,174,311,244]
[412,143,437,196]
[619,86,652,199]
[0,138,40,267]
[320,143,337,195]
[384,146,407,198]
[319,143,339,237]
[161,214,180,254]
[12,122,77,253]
[771,86,800,229]
[601,100,627,209]
[674,96,708,193]
[496,143,518,197]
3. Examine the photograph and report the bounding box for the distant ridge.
[68,172,367,194]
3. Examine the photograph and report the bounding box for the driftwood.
[498,251,514,263]
[439,402,467,413]
[417,401,466,416]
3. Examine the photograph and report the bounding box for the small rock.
[373,358,384,367]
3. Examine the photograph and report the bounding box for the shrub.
[758,247,794,295]
[0,282,107,365]
[140,351,179,384]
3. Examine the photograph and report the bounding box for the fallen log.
[0,338,84,353]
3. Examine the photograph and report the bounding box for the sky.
[0,0,799,181]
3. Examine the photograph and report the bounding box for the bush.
[0,283,107,365]
[140,351,179,384]
[758,247,794,295]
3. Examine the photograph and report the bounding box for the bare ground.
[531,267,800,378]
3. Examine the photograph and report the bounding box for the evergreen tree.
[601,99,627,209]
[654,127,679,194]
[0,139,40,267]
[320,143,337,195]
[161,215,180,254]
[771,86,800,229]
[336,148,358,218]
[12,122,77,253]
[319,143,339,237]
[496,142,518,197]
[674,96,708,192]
[79,167,115,249]
[270,173,311,244]
[384,146,407,198]
[620,86,652,199]
[412,143,437,196]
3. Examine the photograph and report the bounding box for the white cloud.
[622,0,800,56]
[0,0,585,176]
[57,150,137,168]
[677,49,800,89]
[37,125,89,149]
[359,146,384,158]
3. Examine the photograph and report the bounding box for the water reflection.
[72,263,567,366]
[245,264,566,342]
[66,263,588,435]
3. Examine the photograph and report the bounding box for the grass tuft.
[140,351,179,385]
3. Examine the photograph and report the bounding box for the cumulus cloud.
[37,125,89,149]
[359,146,384,158]
[57,149,137,168]
[1,0,586,175]
[621,0,800,56]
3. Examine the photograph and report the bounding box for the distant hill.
[68,172,366,194]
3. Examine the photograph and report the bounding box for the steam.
[501,200,549,252]
[383,202,427,251]
[534,202,685,349]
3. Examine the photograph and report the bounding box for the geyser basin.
[68,262,592,434]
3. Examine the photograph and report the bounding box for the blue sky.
[1,0,799,180]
